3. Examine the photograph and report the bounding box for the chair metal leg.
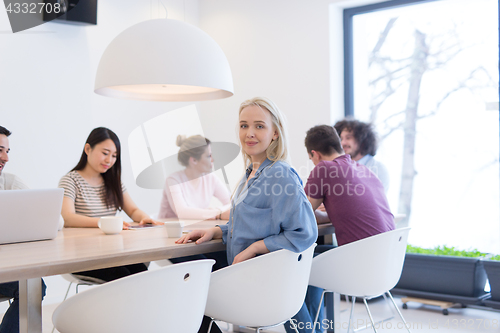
[75,282,92,294]
[386,291,411,333]
[63,282,73,301]
[382,293,396,318]
[353,294,396,332]
[207,318,215,333]
[362,298,378,333]
[52,282,74,333]
[312,289,326,332]
[347,296,356,333]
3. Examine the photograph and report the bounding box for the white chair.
[52,259,215,333]
[393,214,406,224]
[309,228,411,333]
[60,261,152,301]
[0,295,12,305]
[153,259,173,267]
[60,274,106,299]
[49,275,108,333]
[205,244,316,333]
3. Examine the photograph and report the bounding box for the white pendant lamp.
[94,19,234,101]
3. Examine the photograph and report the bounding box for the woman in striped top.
[58,127,156,281]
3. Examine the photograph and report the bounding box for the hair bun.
[176,135,187,147]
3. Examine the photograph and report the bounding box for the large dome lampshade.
[94,19,234,101]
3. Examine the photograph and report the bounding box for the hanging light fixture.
[94,18,234,101]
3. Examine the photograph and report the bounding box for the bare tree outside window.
[351,0,499,252]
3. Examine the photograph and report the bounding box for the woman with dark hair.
[58,127,156,281]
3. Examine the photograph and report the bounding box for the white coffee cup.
[164,221,184,238]
[98,216,123,235]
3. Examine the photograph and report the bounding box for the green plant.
[488,254,500,261]
[406,245,487,257]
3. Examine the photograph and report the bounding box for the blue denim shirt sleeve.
[260,164,317,253]
[218,222,229,244]
[225,159,317,264]
[263,198,317,253]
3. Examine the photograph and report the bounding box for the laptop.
[0,188,64,245]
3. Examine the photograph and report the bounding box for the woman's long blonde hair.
[238,97,290,168]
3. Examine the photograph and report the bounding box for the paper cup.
[164,221,184,238]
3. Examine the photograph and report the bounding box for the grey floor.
[1,262,498,333]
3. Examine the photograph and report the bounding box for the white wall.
[0,0,202,217]
[196,0,386,181]
[0,0,378,215]
[198,0,336,181]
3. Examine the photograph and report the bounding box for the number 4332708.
[5,2,62,14]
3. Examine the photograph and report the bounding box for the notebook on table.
[0,188,64,245]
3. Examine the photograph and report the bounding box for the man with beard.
[334,119,390,192]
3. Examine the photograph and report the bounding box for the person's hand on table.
[138,217,163,226]
[122,221,131,230]
[176,228,216,245]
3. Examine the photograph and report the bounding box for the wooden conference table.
[0,220,338,333]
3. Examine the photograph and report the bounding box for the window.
[344,0,499,252]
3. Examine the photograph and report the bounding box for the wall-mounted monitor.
[44,0,97,25]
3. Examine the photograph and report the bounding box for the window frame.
[342,0,500,251]
[342,0,440,117]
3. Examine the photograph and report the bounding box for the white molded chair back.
[0,295,11,304]
[53,259,215,333]
[60,273,106,295]
[310,228,410,297]
[205,244,316,329]
[309,228,411,333]
[61,273,106,285]
[50,274,108,333]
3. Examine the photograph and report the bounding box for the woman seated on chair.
[158,134,230,221]
[159,134,231,270]
[176,97,318,333]
[58,127,159,282]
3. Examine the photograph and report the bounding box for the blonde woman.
[177,97,317,333]
[158,135,230,220]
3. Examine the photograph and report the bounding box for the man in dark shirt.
[285,125,395,333]
[304,124,394,245]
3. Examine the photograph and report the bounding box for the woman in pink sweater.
[160,134,230,271]
[158,135,230,220]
